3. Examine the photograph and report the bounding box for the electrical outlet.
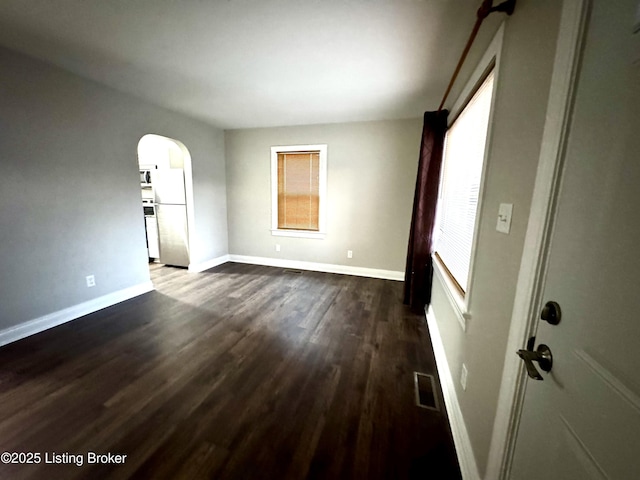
[347,250,353,259]
[460,364,468,391]
[275,244,281,252]
[86,275,96,288]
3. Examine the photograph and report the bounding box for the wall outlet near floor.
[275,244,281,252]
[86,275,96,288]
[460,364,468,391]
[347,250,353,259]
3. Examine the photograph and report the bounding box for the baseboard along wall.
[426,305,481,480]
[188,254,231,273]
[0,282,154,348]
[228,254,404,281]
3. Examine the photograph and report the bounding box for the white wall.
[0,46,228,332]
[428,0,562,476]
[224,119,422,275]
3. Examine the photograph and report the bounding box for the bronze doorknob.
[517,344,553,380]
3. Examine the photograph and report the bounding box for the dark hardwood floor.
[0,262,461,479]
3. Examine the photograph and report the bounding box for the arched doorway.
[137,134,195,271]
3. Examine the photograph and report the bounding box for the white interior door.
[511,1,640,478]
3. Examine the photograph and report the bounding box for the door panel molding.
[485,0,591,478]
[559,415,608,480]
[574,349,640,415]
[566,348,640,477]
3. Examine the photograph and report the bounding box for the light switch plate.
[461,364,468,391]
[496,203,513,234]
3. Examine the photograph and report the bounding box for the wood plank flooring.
[0,262,461,479]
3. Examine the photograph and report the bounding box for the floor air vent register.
[414,372,440,411]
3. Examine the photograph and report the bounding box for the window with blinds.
[271,144,327,238]
[435,70,495,294]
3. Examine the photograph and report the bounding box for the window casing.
[271,144,327,239]
[431,24,502,332]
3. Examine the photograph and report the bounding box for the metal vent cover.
[414,372,440,411]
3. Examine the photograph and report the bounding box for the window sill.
[432,255,471,332]
[271,229,326,240]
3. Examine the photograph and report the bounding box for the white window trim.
[432,23,504,329]
[433,255,471,332]
[270,144,327,239]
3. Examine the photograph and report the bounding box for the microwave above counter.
[140,165,157,187]
[140,169,153,186]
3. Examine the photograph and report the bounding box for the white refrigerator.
[153,168,190,267]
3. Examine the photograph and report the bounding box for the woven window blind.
[435,71,494,293]
[277,151,320,231]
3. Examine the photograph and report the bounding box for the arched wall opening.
[137,134,196,271]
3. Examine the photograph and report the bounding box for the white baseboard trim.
[188,254,231,273]
[0,281,154,348]
[426,305,481,480]
[228,254,404,281]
